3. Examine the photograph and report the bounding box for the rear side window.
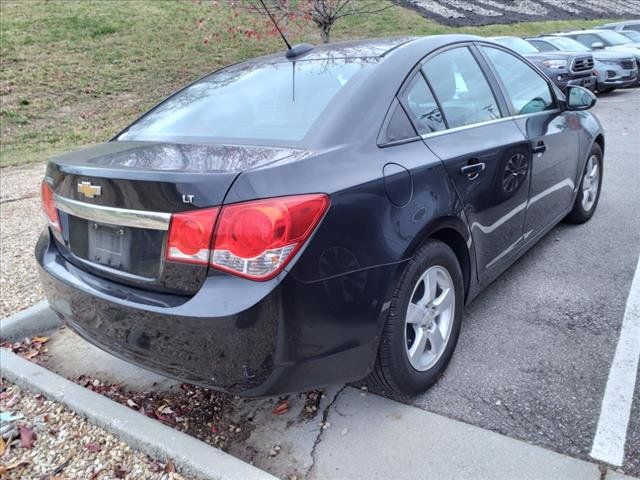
[401,74,446,134]
[119,59,374,143]
[381,102,418,143]
[423,47,501,129]
[573,33,605,47]
[482,46,555,115]
[528,40,556,52]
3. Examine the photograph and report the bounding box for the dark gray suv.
[490,36,596,92]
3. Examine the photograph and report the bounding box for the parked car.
[555,29,640,63]
[37,36,604,397]
[489,36,596,92]
[617,30,640,43]
[527,35,638,92]
[596,20,640,33]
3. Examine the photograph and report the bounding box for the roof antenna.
[257,0,313,59]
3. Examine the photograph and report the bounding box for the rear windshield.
[118,58,374,143]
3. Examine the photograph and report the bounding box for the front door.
[479,45,580,236]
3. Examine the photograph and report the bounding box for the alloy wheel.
[581,154,600,212]
[405,265,455,371]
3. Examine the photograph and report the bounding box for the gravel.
[0,381,189,479]
[399,0,640,26]
[0,166,195,479]
[0,163,46,319]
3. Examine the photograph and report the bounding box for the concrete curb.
[0,301,61,340]
[0,349,277,480]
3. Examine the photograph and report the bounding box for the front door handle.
[460,161,486,180]
[532,141,547,154]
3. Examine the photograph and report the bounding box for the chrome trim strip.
[419,109,562,141]
[54,195,171,231]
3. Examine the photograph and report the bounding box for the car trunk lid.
[46,141,300,294]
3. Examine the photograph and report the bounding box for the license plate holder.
[87,222,132,270]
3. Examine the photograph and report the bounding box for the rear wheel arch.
[594,134,605,158]
[404,219,473,303]
[428,227,471,302]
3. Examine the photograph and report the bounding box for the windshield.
[493,37,540,54]
[119,58,374,143]
[598,30,633,45]
[548,37,589,52]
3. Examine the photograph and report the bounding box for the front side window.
[482,46,555,115]
[119,58,374,143]
[548,37,590,52]
[423,47,501,129]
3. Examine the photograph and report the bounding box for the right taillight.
[211,194,329,281]
[40,181,60,231]
[164,194,329,280]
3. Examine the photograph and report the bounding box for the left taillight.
[40,181,60,231]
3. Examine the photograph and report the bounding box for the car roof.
[256,34,483,62]
[599,20,640,27]
[558,29,611,35]
[291,37,417,60]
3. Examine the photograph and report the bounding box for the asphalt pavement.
[411,88,640,476]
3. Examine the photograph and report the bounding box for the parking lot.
[410,88,640,475]
[1,86,638,480]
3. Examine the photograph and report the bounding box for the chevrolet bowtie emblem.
[77,181,102,198]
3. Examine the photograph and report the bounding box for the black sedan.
[37,35,604,397]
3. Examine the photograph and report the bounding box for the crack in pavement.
[304,384,348,480]
[0,194,39,205]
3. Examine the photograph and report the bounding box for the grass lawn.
[0,0,622,167]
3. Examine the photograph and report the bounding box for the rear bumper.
[36,229,394,396]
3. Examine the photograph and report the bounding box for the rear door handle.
[532,141,547,154]
[460,161,486,179]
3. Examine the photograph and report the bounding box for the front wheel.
[368,240,464,397]
[565,143,603,224]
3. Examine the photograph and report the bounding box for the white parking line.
[590,256,640,466]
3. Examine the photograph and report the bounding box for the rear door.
[403,45,532,277]
[478,45,581,236]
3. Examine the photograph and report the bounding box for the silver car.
[528,36,638,92]
[596,20,640,34]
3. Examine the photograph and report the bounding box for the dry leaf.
[86,441,101,453]
[0,458,30,474]
[272,399,289,415]
[0,437,5,456]
[19,425,36,449]
[31,336,50,344]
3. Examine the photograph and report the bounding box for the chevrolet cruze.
[37,35,604,396]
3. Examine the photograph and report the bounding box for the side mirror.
[591,41,605,49]
[566,86,597,111]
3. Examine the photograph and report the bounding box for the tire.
[565,143,603,224]
[368,239,464,397]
